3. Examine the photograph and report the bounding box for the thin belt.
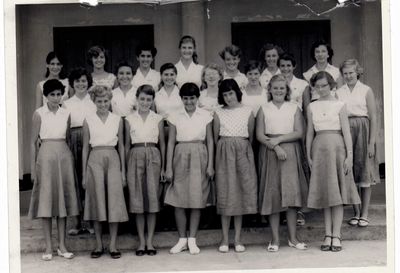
[266,134,283,137]
[91,146,116,151]
[131,142,157,148]
[316,130,341,135]
[70,126,83,130]
[349,116,368,119]
[178,140,205,144]
[41,138,65,142]
[219,136,248,140]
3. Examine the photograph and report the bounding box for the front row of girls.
[29,64,378,261]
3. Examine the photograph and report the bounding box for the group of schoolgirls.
[28,35,380,261]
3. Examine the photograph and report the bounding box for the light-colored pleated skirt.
[164,142,209,209]
[215,137,258,216]
[28,141,80,219]
[307,132,361,209]
[127,146,161,213]
[258,141,309,215]
[83,148,128,223]
[349,117,380,187]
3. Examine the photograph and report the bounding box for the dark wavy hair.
[68,67,93,90]
[310,71,336,90]
[159,63,178,90]
[44,51,65,78]
[278,52,297,68]
[179,82,200,98]
[43,79,65,97]
[115,61,134,76]
[310,39,334,63]
[244,60,261,74]
[218,79,242,106]
[87,45,108,66]
[136,44,157,58]
[258,43,284,72]
[219,45,242,60]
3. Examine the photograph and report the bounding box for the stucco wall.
[16,0,384,175]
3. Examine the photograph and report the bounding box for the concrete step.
[20,204,386,253]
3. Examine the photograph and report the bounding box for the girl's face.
[313,77,331,98]
[137,92,154,112]
[94,96,111,113]
[117,66,133,86]
[47,57,63,77]
[246,68,261,86]
[161,68,177,88]
[314,45,329,64]
[182,95,198,113]
[137,50,153,69]
[342,66,358,86]
[279,59,295,77]
[265,49,279,69]
[46,89,63,106]
[92,52,106,69]
[204,68,221,87]
[223,90,239,107]
[180,42,195,61]
[223,52,240,71]
[269,80,288,103]
[73,75,89,96]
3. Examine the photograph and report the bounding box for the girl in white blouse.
[306,71,360,252]
[132,45,161,92]
[336,59,380,228]
[242,60,268,116]
[258,43,284,90]
[198,63,223,113]
[213,79,258,253]
[111,62,137,117]
[63,68,96,236]
[29,79,79,261]
[164,83,214,255]
[82,86,128,259]
[256,74,308,252]
[35,52,70,109]
[87,46,117,90]
[154,63,184,119]
[125,85,166,256]
[175,35,204,89]
[219,45,248,90]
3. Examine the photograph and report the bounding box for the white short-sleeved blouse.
[309,100,345,131]
[63,94,97,128]
[111,86,137,117]
[335,81,370,117]
[154,86,184,119]
[125,110,163,144]
[132,69,161,92]
[39,78,70,105]
[289,76,308,110]
[86,112,121,147]
[175,60,203,89]
[198,89,222,113]
[36,104,70,139]
[262,101,298,135]
[259,68,281,90]
[92,73,116,90]
[241,89,268,116]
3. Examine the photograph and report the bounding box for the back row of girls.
[30,35,380,260]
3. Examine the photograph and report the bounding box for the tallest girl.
[175,35,204,89]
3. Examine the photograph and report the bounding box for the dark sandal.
[320,235,332,251]
[146,248,157,256]
[358,218,369,227]
[135,248,146,256]
[330,236,342,252]
[90,248,104,258]
[347,217,359,226]
[110,250,121,259]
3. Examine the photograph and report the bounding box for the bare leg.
[268,213,280,245]
[233,215,243,245]
[323,208,332,246]
[109,222,119,252]
[331,205,344,247]
[135,214,146,250]
[93,221,103,251]
[286,208,299,244]
[174,208,187,238]
[56,217,68,252]
[146,213,156,250]
[42,218,52,254]
[189,209,201,237]
[352,187,361,218]
[360,187,372,219]
[220,216,231,246]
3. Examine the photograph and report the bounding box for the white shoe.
[234,244,246,252]
[57,249,75,259]
[288,240,308,250]
[188,237,200,255]
[218,245,229,253]
[170,238,188,254]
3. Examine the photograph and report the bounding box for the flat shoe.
[68,228,80,236]
[146,248,157,256]
[288,240,308,250]
[57,249,74,259]
[135,249,146,256]
[330,236,342,252]
[234,244,245,252]
[42,253,52,261]
[267,242,279,252]
[110,250,121,259]
[218,245,229,253]
[90,249,104,258]
[358,218,369,227]
[347,217,359,226]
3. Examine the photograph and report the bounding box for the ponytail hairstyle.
[179,35,199,64]
[158,63,178,90]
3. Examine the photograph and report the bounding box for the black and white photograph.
[2,0,396,272]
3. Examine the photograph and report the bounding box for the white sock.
[170,238,188,254]
[188,237,200,254]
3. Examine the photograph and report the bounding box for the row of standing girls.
[29,35,380,261]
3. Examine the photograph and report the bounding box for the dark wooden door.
[232,20,331,78]
[53,25,154,75]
